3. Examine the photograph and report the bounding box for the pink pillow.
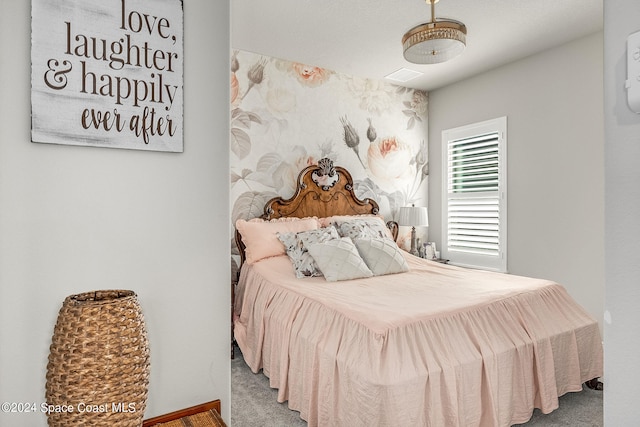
[236,217,320,264]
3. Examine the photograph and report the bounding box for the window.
[441,117,507,272]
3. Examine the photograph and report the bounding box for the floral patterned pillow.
[334,217,392,240]
[277,226,341,278]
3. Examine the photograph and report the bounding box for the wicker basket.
[45,290,150,427]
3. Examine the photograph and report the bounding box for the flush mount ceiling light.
[402,0,467,64]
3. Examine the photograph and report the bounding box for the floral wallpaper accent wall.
[230,49,429,265]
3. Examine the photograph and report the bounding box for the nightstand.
[430,258,449,264]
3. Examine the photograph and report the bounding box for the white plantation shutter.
[442,118,507,271]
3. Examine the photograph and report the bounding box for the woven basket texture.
[46,290,150,427]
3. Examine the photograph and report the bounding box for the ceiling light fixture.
[402,0,467,64]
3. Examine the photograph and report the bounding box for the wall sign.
[31,0,184,152]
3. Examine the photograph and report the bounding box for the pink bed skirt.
[234,255,603,427]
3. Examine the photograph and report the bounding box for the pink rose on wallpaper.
[291,63,330,87]
[379,137,400,157]
[367,137,413,190]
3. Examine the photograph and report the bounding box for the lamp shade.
[397,205,429,227]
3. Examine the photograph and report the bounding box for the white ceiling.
[231,0,603,91]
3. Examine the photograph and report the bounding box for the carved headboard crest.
[311,158,339,191]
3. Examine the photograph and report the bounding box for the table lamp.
[397,204,429,256]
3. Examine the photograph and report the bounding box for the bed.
[233,158,603,427]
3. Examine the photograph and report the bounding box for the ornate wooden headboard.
[235,158,398,266]
[264,158,379,219]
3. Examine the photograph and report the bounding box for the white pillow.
[353,237,409,276]
[307,238,373,282]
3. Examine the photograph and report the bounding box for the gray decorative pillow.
[334,217,392,240]
[277,226,340,278]
[307,238,373,282]
[353,237,409,276]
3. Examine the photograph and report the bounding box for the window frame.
[441,117,507,272]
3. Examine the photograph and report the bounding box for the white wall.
[603,1,640,422]
[428,33,604,326]
[0,1,231,425]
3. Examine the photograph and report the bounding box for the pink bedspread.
[234,254,602,427]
